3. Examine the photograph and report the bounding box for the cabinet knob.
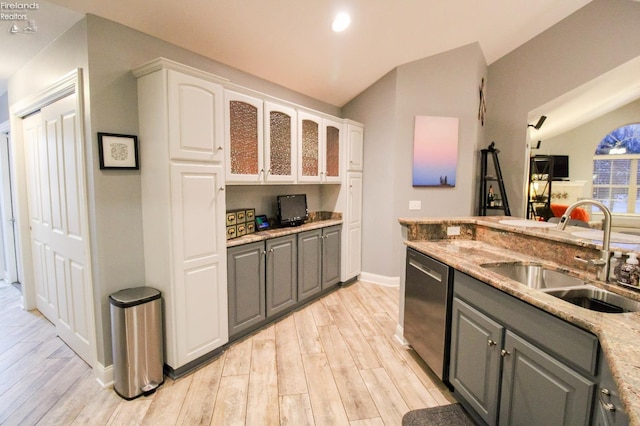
[487,339,497,347]
[500,349,511,357]
[217,146,223,151]
[602,402,616,412]
[219,187,225,191]
[269,248,274,253]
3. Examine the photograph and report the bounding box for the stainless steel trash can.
[109,287,164,400]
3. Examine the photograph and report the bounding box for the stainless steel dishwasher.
[404,247,453,383]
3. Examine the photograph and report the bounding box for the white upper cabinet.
[297,111,322,182]
[346,123,364,171]
[322,118,342,183]
[168,70,224,162]
[264,102,297,183]
[225,91,264,183]
[297,111,342,183]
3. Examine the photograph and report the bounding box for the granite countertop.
[227,218,343,248]
[399,216,640,425]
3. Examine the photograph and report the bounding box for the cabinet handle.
[217,146,223,151]
[601,401,616,412]
[219,187,225,191]
[487,339,497,347]
[600,389,616,412]
[500,349,511,357]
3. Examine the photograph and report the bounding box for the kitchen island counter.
[400,216,640,425]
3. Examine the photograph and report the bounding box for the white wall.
[539,98,640,183]
[486,0,640,217]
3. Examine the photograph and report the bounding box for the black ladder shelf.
[479,142,511,216]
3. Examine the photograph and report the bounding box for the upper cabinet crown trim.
[132,57,230,84]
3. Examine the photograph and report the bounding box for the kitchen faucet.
[556,199,612,282]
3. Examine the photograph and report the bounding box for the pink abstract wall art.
[413,116,459,187]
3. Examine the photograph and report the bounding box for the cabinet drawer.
[454,270,599,376]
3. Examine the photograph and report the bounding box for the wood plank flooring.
[0,279,455,425]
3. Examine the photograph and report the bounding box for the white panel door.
[170,163,228,366]
[22,94,94,365]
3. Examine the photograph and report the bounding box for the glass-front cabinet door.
[225,91,264,183]
[264,102,297,183]
[297,111,322,182]
[323,118,342,183]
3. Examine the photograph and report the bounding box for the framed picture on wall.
[412,116,459,187]
[98,132,139,169]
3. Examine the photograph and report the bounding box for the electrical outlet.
[409,200,421,210]
[447,226,461,236]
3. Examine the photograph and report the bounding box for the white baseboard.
[359,272,400,287]
[394,323,409,346]
[94,361,114,389]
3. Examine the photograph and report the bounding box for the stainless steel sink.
[543,286,640,313]
[482,263,587,290]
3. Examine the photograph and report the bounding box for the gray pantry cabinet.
[298,225,342,302]
[227,234,297,339]
[450,270,599,426]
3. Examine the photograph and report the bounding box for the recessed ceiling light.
[332,12,351,32]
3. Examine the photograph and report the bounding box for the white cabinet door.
[264,102,297,183]
[347,124,364,171]
[297,111,322,183]
[170,163,228,366]
[322,118,342,183]
[346,172,362,279]
[168,70,224,162]
[225,91,264,183]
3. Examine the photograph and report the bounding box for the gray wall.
[343,43,486,280]
[9,14,343,367]
[540,98,640,183]
[486,0,640,217]
[0,93,8,123]
[343,43,486,326]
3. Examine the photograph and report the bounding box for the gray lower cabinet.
[227,241,266,338]
[450,298,503,425]
[298,229,322,301]
[321,225,342,289]
[265,235,297,317]
[450,270,598,426]
[499,330,594,426]
[593,355,629,426]
[298,225,341,302]
[227,235,297,339]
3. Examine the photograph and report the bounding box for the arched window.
[593,124,640,213]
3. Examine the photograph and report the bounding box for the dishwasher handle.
[409,259,443,283]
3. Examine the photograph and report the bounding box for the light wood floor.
[0,279,455,425]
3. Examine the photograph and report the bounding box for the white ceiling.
[0,1,83,95]
[2,0,594,106]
